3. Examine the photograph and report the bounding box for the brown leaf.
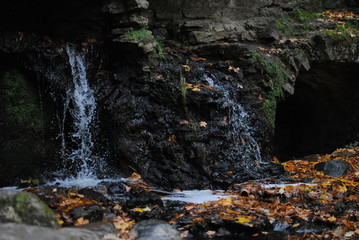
[180,120,190,125]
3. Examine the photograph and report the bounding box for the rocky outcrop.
[0,0,358,188]
[0,223,100,240]
[315,160,354,177]
[129,219,181,240]
[0,190,59,228]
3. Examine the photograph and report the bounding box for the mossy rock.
[2,70,43,130]
[0,190,59,228]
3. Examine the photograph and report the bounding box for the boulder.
[0,223,99,240]
[129,219,181,240]
[0,190,59,228]
[314,160,354,177]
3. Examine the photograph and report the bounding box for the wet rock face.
[275,62,359,160]
[99,49,275,189]
[0,0,358,189]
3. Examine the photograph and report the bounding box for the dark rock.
[73,222,118,238]
[0,190,59,228]
[129,219,181,240]
[70,205,104,223]
[78,188,110,204]
[124,189,163,209]
[314,160,354,177]
[0,223,100,240]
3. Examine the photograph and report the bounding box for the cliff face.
[0,0,358,188]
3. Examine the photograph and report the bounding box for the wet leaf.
[129,172,142,181]
[182,65,191,72]
[199,121,207,127]
[74,217,89,226]
[133,207,151,212]
[236,217,251,223]
[168,135,177,143]
[180,120,190,125]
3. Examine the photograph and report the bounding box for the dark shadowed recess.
[274,62,359,161]
[0,0,106,40]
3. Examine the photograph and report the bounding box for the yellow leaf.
[338,185,347,193]
[129,172,142,181]
[182,65,191,72]
[199,121,207,127]
[134,207,151,212]
[236,217,251,223]
[192,87,201,92]
[328,216,336,222]
[168,135,177,142]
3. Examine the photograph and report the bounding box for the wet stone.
[314,160,354,177]
[129,219,180,240]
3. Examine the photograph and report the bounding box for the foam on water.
[163,190,233,204]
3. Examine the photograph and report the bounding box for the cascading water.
[66,45,98,176]
[49,45,110,187]
[222,92,268,178]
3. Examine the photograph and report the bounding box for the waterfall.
[222,91,267,172]
[49,45,108,187]
[65,45,97,177]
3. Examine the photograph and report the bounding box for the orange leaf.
[74,217,89,226]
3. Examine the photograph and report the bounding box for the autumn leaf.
[190,56,207,61]
[192,87,201,92]
[201,85,216,90]
[199,121,207,127]
[168,134,177,143]
[129,172,142,181]
[182,65,191,72]
[235,217,251,223]
[74,217,89,226]
[133,207,151,212]
[180,120,190,125]
[228,65,240,73]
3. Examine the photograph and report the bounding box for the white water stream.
[48,45,110,187]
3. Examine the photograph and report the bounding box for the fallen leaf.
[168,135,177,143]
[129,172,142,181]
[236,217,251,223]
[180,120,190,125]
[199,121,207,127]
[74,217,89,226]
[192,87,201,92]
[182,65,191,72]
[344,231,355,237]
[133,207,151,212]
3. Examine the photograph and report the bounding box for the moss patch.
[248,51,291,130]
[2,70,43,130]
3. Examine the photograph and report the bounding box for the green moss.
[320,23,359,44]
[294,8,318,22]
[14,192,58,227]
[275,8,317,36]
[248,51,291,129]
[179,71,187,104]
[125,29,152,42]
[2,71,42,130]
[15,193,31,216]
